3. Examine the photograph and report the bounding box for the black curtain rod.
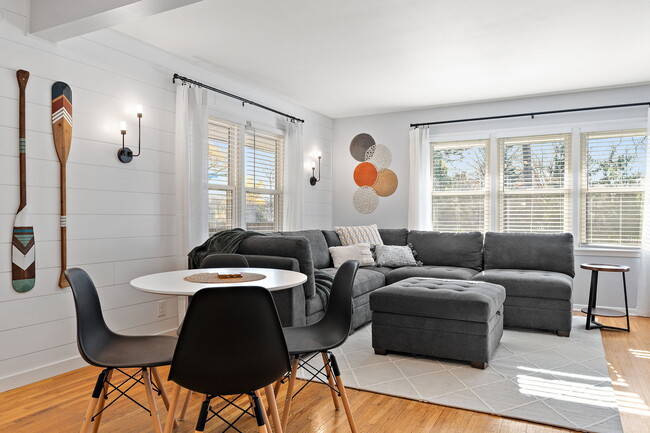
[410,101,650,128]
[173,73,305,124]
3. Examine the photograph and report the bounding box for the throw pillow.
[328,243,375,268]
[374,244,420,267]
[334,224,383,246]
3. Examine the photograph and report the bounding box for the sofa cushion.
[483,232,575,277]
[374,244,418,267]
[319,267,385,298]
[280,230,331,269]
[322,230,342,247]
[365,266,393,276]
[370,277,506,322]
[335,224,383,246]
[472,269,573,301]
[378,228,408,246]
[386,265,479,285]
[407,231,483,271]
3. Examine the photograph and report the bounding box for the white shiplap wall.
[0,0,333,391]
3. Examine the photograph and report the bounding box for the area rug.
[298,317,623,433]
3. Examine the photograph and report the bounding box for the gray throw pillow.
[375,244,419,267]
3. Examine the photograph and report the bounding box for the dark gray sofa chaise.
[232,228,575,335]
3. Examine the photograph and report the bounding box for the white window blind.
[431,139,489,231]
[581,129,647,247]
[244,127,284,232]
[498,134,571,233]
[208,118,239,234]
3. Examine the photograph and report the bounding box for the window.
[581,129,647,247]
[207,117,284,233]
[498,134,571,233]
[244,128,284,232]
[431,139,489,231]
[208,119,239,233]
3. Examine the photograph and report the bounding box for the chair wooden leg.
[142,368,164,433]
[266,377,283,418]
[264,384,283,433]
[179,389,193,421]
[322,352,340,411]
[90,369,113,433]
[152,367,178,428]
[194,397,210,433]
[331,354,357,433]
[163,383,181,433]
[80,369,110,433]
[281,357,299,433]
[252,391,270,433]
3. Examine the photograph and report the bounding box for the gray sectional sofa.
[233,228,575,336]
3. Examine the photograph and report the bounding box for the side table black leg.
[621,272,630,332]
[585,270,598,330]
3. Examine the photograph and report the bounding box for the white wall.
[332,85,650,314]
[0,0,332,391]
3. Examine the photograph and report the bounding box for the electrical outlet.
[157,300,166,317]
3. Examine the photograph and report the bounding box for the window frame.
[207,114,285,234]
[428,118,647,252]
[430,139,490,232]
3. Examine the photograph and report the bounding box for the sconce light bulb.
[136,104,143,116]
[120,121,127,133]
[316,151,322,159]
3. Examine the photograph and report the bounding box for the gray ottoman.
[370,277,506,369]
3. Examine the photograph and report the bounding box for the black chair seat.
[87,334,177,368]
[283,324,345,355]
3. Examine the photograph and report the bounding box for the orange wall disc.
[353,162,378,187]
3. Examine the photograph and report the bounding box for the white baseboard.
[0,327,178,393]
[572,304,646,317]
[0,356,88,393]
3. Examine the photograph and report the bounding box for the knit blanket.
[187,228,262,269]
[314,269,335,308]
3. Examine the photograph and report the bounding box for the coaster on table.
[184,272,266,284]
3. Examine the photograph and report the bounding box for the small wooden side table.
[580,263,630,332]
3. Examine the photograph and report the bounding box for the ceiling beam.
[30,0,202,42]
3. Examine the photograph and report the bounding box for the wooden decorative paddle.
[12,70,35,293]
[52,82,72,288]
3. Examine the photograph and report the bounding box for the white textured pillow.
[374,245,419,267]
[335,224,383,246]
[328,243,375,268]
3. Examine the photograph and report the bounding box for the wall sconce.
[310,151,321,186]
[117,104,143,163]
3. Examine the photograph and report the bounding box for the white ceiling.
[113,0,650,119]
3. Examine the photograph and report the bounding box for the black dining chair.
[199,253,250,269]
[278,260,359,433]
[163,286,290,433]
[176,252,252,419]
[65,268,178,433]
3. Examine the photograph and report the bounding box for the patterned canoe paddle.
[12,70,35,293]
[52,82,72,288]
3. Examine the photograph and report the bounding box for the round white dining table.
[130,267,307,296]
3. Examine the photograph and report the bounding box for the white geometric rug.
[300,317,623,433]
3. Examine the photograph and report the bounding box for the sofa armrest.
[237,235,316,298]
[243,254,300,271]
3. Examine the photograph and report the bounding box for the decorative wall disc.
[353,161,378,187]
[353,186,379,214]
[350,133,376,162]
[373,169,398,197]
[365,144,392,171]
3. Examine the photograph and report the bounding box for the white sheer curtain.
[175,84,209,264]
[282,120,304,230]
[636,108,650,316]
[408,127,432,230]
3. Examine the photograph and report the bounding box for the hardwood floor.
[1,315,648,433]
